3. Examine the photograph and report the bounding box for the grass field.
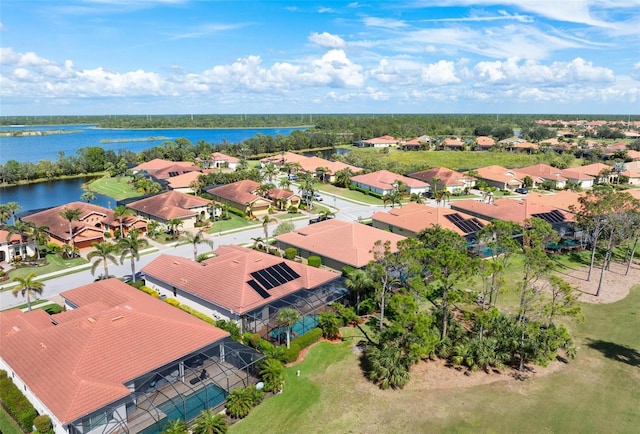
[206,214,259,234]
[230,259,640,433]
[86,176,140,200]
[5,254,88,284]
[0,407,23,434]
[349,148,581,172]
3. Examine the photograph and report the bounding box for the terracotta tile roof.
[357,135,397,145]
[260,152,361,175]
[627,150,640,160]
[407,167,472,187]
[451,196,576,226]
[165,171,204,189]
[127,191,211,220]
[142,246,338,314]
[559,169,595,181]
[275,219,406,268]
[268,188,298,200]
[206,180,267,205]
[0,279,228,425]
[623,189,640,200]
[568,163,614,177]
[471,165,524,185]
[372,202,488,236]
[517,164,568,182]
[22,202,120,242]
[0,229,23,244]
[351,170,429,191]
[133,158,201,176]
[210,152,240,163]
[442,138,464,147]
[475,136,495,147]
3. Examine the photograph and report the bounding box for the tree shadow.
[586,339,640,367]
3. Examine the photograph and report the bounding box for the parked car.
[288,174,298,181]
[515,187,529,194]
[304,192,323,201]
[309,214,334,224]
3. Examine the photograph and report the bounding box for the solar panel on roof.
[532,210,566,224]
[259,269,281,288]
[247,280,271,298]
[251,271,275,290]
[279,262,300,279]
[263,266,288,285]
[444,213,484,234]
[273,263,296,281]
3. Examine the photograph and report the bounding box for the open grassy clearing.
[315,183,384,205]
[349,148,583,172]
[0,407,23,434]
[4,254,88,284]
[230,250,639,433]
[86,176,140,200]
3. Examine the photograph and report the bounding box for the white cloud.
[631,62,640,81]
[421,60,460,85]
[363,17,408,29]
[308,32,346,49]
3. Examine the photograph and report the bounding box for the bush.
[282,328,323,362]
[284,248,297,260]
[244,333,262,349]
[127,279,146,289]
[0,370,38,432]
[341,265,355,277]
[34,415,52,433]
[308,256,322,267]
[137,285,159,298]
[215,319,242,341]
[288,206,298,213]
[227,206,247,218]
[268,247,281,257]
[165,297,180,307]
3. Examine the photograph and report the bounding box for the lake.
[0,177,116,214]
[0,124,307,164]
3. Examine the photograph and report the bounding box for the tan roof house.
[260,151,361,182]
[198,152,240,170]
[516,164,568,189]
[206,180,300,216]
[471,165,525,191]
[474,136,496,150]
[127,190,211,229]
[407,167,475,193]
[22,202,146,249]
[568,163,618,184]
[142,245,344,339]
[132,159,202,180]
[440,137,465,150]
[0,278,262,434]
[351,170,429,195]
[165,171,205,193]
[353,135,398,148]
[0,228,36,263]
[372,202,488,238]
[275,219,406,271]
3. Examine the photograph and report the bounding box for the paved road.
[0,191,392,310]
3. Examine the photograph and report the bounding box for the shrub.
[227,206,247,218]
[341,265,355,277]
[288,205,298,214]
[165,297,180,307]
[44,304,64,315]
[0,370,38,432]
[259,358,285,392]
[284,248,297,260]
[245,333,262,349]
[292,327,322,349]
[215,319,242,341]
[127,279,146,289]
[137,285,159,298]
[178,305,217,326]
[307,256,322,267]
[318,312,341,339]
[34,415,52,433]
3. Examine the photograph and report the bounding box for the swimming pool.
[270,314,319,342]
[139,384,227,434]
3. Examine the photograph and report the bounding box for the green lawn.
[315,183,384,205]
[231,266,640,433]
[5,254,88,283]
[350,148,579,172]
[206,214,259,233]
[86,175,141,200]
[0,407,23,434]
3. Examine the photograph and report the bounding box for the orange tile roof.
[260,152,361,174]
[142,245,338,313]
[475,136,495,146]
[451,196,575,226]
[568,163,614,177]
[133,159,201,179]
[210,152,240,163]
[472,165,524,185]
[275,219,406,268]
[517,164,568,182]
[351,170,429,191]
[372,202,488,236]
[0,279,228,425]
[407,167,472,187]
[165,171,203,189]
[206,180,267,205]
[127,190,211,220]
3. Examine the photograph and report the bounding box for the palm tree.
[191,409,227,434]
[277,308,300,349]
[318,209,335,221]
[29,223,50,260]
[11,273,44,311]
[345,268,373,315]
[261,215,276,245]
[262,163,278,182]
[87,241,119,278]
[166,218,184,239]
[117,229,149,282]
[59,207,83,248]
[278,178,291,190]
[0,204,11,225]
[256,183,276,198]
[80,191,96,203]
[113,205,136,237]
[61,243,80,259]
[333,168,353,188]
[5,221,30,261]
[163,419,188,434]
[180,230,214,261]
[409,193,425,204]
[259,358,285,392]
[6,202,21,224]
[251,236,265,251]
[298,172,318,210]
[225,387,254,419]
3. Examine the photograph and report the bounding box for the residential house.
[351,170,429,196]
[558,169,595,189]
[470,165,525,191]
[371,202,488,240]
[142,245,345,340]
[0,228,36,263]
[127,190,212,229]
[206,180,300,216]
[473,136,495,151]
[132,159,202,180]
[21,202,147,249]
[199,152,241,170]
[567,163,618,184]
[499,137,539,153]
[407,167,475,194]
[0,278,263,434]
[401,135,432,151]
[275,219,406,271]
[260,151,361,183]
[516,164,568,189]
[353,135,397,148]
[440,137,465,150]
[165,171,205,194]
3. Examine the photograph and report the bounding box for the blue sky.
[1,0,638,116]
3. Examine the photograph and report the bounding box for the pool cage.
[242,278,349,342]
[68,338,264,434]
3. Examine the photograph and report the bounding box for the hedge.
[284,248,297,260]
[282,328,323,363]
[165,297,180,307]
[0,370,38,432]
[34,415,52,433]
[227,206,247,218]
[137,285,159,298]
[307,256,322,268]
[178,304,217,326]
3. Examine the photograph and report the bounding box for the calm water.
[0,124,307,164]
[0,177,116,213]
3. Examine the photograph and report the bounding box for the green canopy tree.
[367,240,401,331]
[259,358,285,393]
[80,191,96,203]
[344,268,373,315]
[11,273,44,311]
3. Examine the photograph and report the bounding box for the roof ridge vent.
[111,316,124,321]
[87,317,96,323]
